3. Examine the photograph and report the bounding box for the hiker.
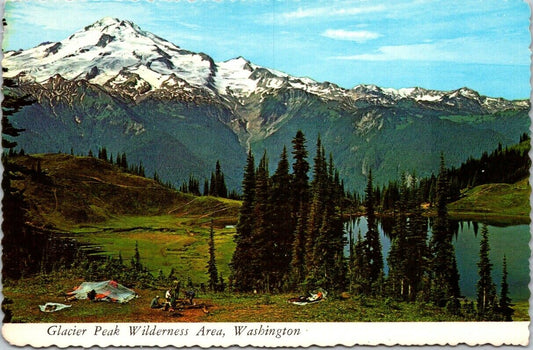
[65,294,77,302]
[185,290,195,305]
[150,296,162,309]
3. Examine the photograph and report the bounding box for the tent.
[67,280,137,303]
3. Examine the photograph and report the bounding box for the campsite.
[2,144,531,323]
[9,273,530,323]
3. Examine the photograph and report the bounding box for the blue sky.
[2,0,531,99]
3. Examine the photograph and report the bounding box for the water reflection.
[345,216,530,301]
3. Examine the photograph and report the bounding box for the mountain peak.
[89,17,121,27]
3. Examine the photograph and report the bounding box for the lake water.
[345,217,531,301]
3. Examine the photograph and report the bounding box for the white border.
[2,322,530,347]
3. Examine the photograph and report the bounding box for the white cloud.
[322,29,381,43]
[330,37,529,65]
[272,4,386,23]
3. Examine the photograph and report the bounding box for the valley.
[3,17,529,190]
[2,16,530,325]
[2,152,529,323]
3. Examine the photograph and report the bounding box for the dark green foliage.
[231,150,256,291]
[232,131,347,293]
[349,230,370,294]
[180,175,201,195]
[203,179,209,196]
[363,169,383,294]
[447,134,530,197]
[206,221,219,291]
[269,147,294,290]
[250,152,273,291]
[2,77,32,150]
[1,79,35,279]
[131,241,142,271]
[476,225,497,320]
[289,131,310,286]
[98,147,108,162]
[387,177,409,299]
[429,155,461,307]
[377,135,530,211]
[404,186,429,301]
[207,160,228,197]
[499,255,514,321]
[305,140,346,292]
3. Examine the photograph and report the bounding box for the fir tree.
[499,255,514,321]
[363,169,383,294]
[305,139,325,274]
[476,224,497,319]
[429,154,461,307]
[209,172,216,196]
[230,150,256,291]
[1,82,34,279]
[214,160,228,198]
[131,241,142,271]
[203,179,209,196]
[250,151,272,292]
[387,177,409,299]
[349,230,369,294]
[269,146,294,290]
[206,221,219,291]
[289,130,310,287]
[291,130,310,208]
[405,185,429,300]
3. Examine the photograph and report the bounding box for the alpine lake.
[345,216,531,301]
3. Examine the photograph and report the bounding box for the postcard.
[1,0,531,347]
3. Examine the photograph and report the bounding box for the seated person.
[150,296,162,309]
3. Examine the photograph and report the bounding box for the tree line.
[378,133,530,212]
[228,130,515,320]
[230,131,346,293]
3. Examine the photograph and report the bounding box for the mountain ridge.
[3,17,529,190]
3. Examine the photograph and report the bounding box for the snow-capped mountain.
[5,17,525,111]
[5,17,215,89]
[3,18,530,190]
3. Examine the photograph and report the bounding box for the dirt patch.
[4,286,216,323]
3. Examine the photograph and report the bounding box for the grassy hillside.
[10,153,240,228]
[8,153,241,281]
[448,177,530,222]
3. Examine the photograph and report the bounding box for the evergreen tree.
[387,177,409,299]
[349,229,370,293]
[250,151,273,292]
[291,130,310,208]
[363,169,383,294]
[429,154,461,307]
[98,147,108,161]
[120,152,128,169]
[405,185,429,300]
[269,146,294,290]
[209,172,216,196]
[2,81,35,279]
[214,160,228,198]
[206,221,219,291]
[499,255,514,321]
[131,241,142,271]
[476,224,497,319]
[230,150,256,291]
[203,179,209,196]
[305,138,327,274]
[289,131,310,287]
